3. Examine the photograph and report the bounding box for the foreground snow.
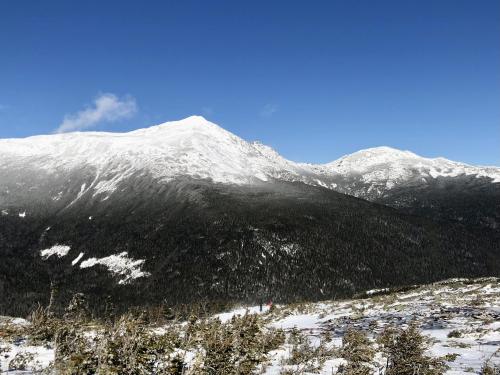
[1,278,499,373]
[261,279,500,374]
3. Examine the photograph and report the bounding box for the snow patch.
[0,342,54,373]
[72,252,85,266]
[52,191,63,201]
[215,305,271,323]
[40,244,71,259]
[365,288,389,295]
[79,252,150,284]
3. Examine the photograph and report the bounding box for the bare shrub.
[27,303,61,344]
[8,351,36,371]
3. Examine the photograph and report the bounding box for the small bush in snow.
[378,323,447,375]
[8,351,36,371]
[481,360,500,375]
[337,328,374,375]
[283,327,336,373]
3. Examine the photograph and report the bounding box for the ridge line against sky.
[0,0,499,166]
[1,105,499,169]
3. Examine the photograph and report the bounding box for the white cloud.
[56,93,137,133]
[260,103,278,117]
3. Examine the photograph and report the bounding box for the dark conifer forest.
[1,180,498,317]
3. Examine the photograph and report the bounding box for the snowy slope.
[0,116,316,200]
[0,115,305,183]
[2,278,499,374]
[0,116,499,203]
[316,146,500,196]
[262,278,500,374]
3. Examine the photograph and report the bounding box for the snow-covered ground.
[0,317,53,374]
[1,278,499,373]
[260,278,500,374]
[198,278,500,374]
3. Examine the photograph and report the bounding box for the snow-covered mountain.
[0,116,302,184]
[1,116,499,316]
[0,115,498,208]
[0,116,321,210]
[313,146,500,199]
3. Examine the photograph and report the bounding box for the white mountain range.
[0,115,499,202]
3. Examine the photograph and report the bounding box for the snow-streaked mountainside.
[325,146,500,182]
[316,146,500,198]
[2,116,500,317]
[0,115,499,204]
[0,116,309,189]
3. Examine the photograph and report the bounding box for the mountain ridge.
[2,115,498,168]
[1,116,498,201]
[2,115,499,230]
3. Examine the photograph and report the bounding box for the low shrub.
[378,323,447,375]
[337,328,374,375]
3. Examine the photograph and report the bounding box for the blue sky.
[0,1,499,165]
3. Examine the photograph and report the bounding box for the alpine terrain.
[1,116,499,316]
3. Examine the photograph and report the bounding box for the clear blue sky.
[1,0,499,165]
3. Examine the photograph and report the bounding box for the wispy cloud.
[260,103,278,118]
[56,93,137,133]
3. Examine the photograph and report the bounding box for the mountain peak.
[1,118,499,196]
[157,115,210,127]
[347,146,419,159]
[323,145,500,187]
[130,115,220,135]
[326,146,420,172]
